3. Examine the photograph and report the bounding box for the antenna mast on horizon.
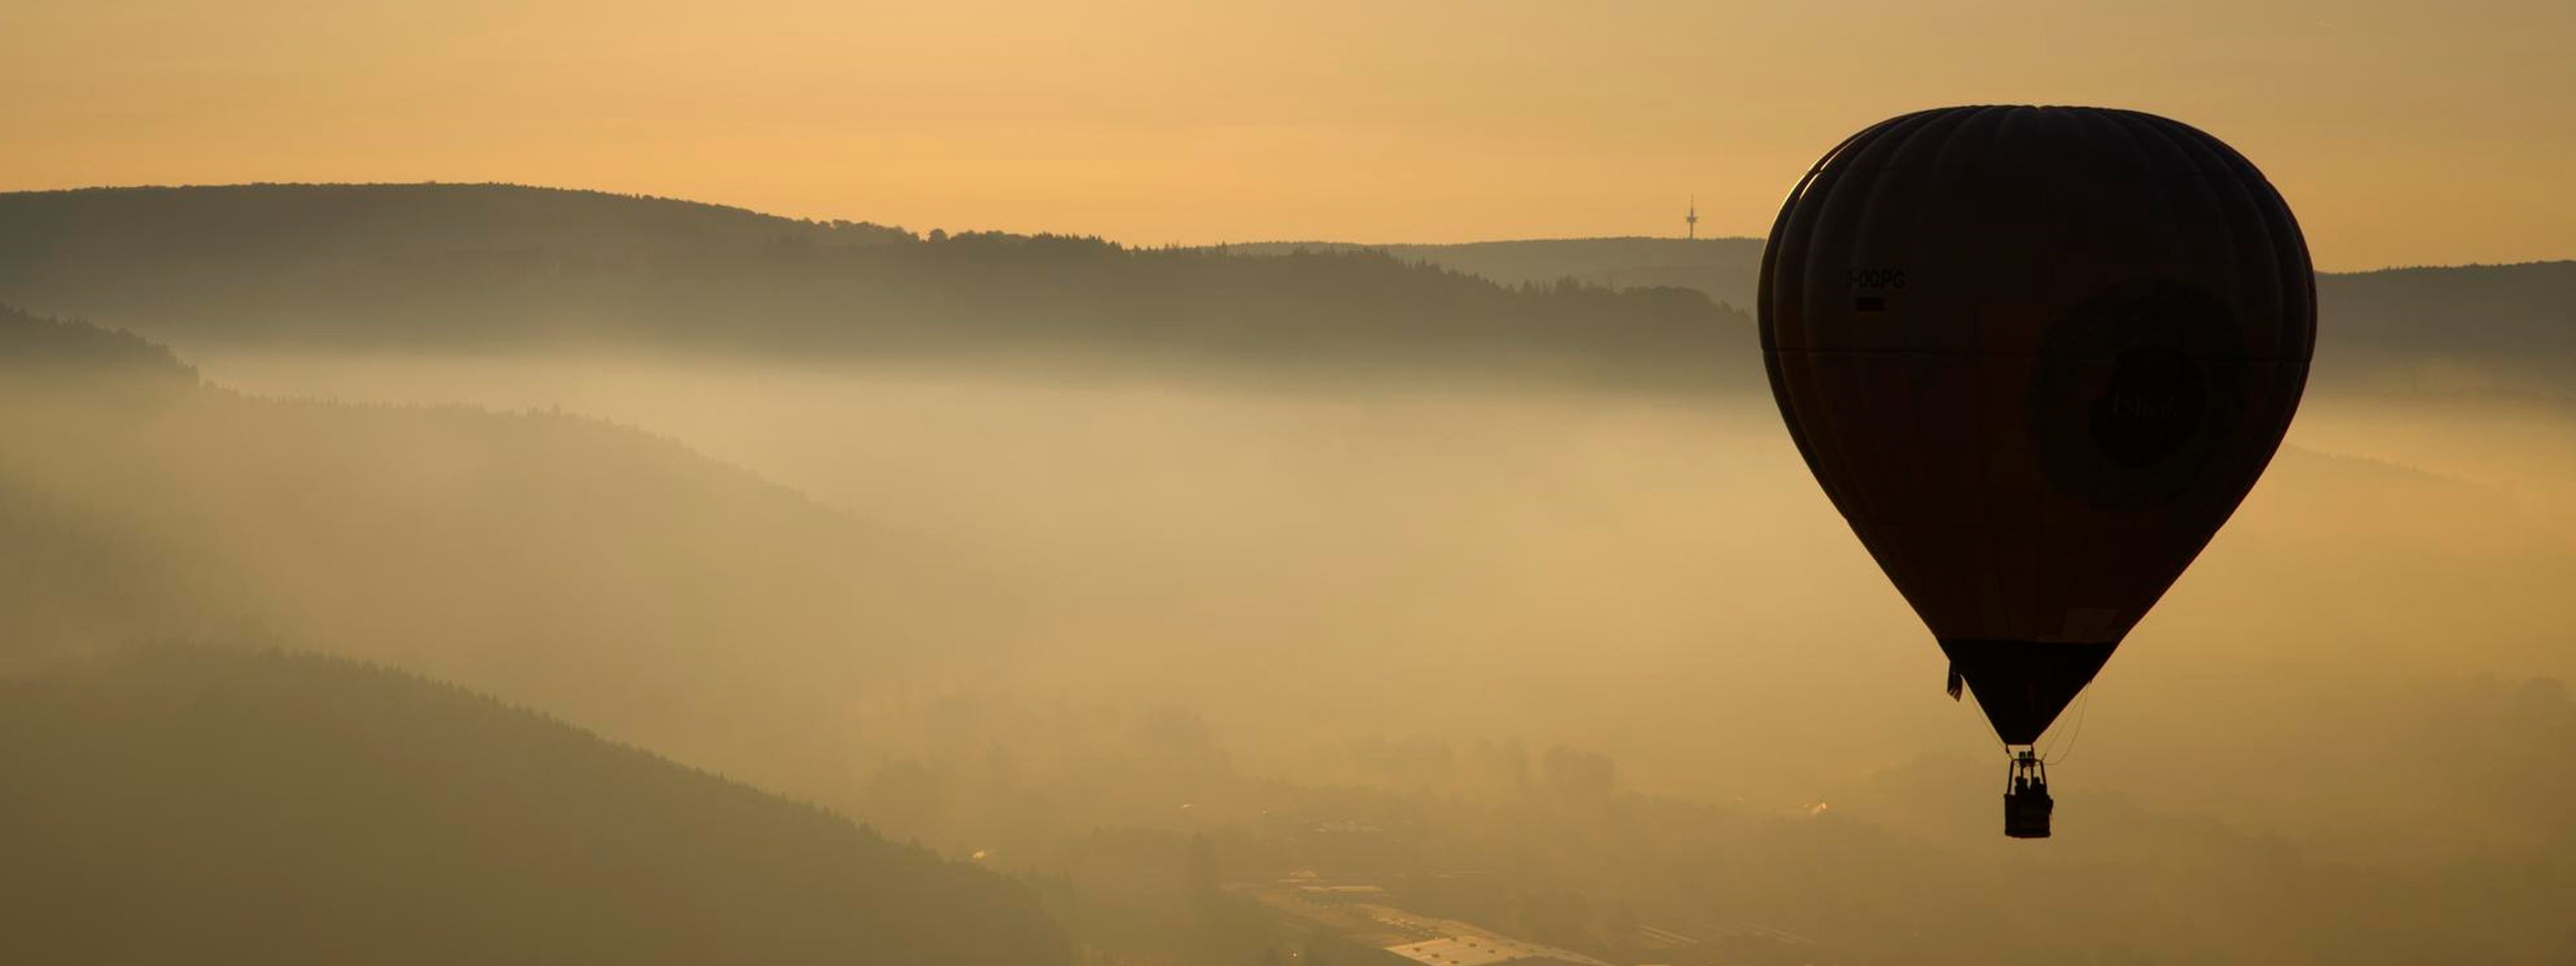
[1686,196,1699,241]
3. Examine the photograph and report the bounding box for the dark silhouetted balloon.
[1760,105,2314,747]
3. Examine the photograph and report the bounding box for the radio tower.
[1686,196,1699,241]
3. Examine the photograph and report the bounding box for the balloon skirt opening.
[1942,639,2116,745]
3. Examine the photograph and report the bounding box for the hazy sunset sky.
[6,0,2569,270]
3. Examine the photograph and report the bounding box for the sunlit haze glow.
[6,0,2572,270]
[6,5,2574,963]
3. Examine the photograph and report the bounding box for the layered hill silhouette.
[0,643,1071,966]
[7,183,2566,397]
[0,307,1083,960]
[0,184,1743,388]
[7,193,2576,964]
[2310,261,2576,394]
[1226,237,1769,311]
[0,303,990,795]
[1250,237,2576,398]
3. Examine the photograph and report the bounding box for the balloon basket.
[2004,749,2053,840]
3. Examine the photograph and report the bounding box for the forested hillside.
[0,181,908,262]
[0,644,1071,966]
[0,184,1744,388]
[1227,237,1769,312]
[1289,237,2576,398]
[2312,261,2576,392]
[12,184,2569,399]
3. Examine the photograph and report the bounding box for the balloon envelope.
[1758,105,2314,745]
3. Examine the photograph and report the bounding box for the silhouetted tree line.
[0,185,1755,389]
[1224,237,1771,312]
[2313,261,2576,396]
[10,184,2576,398]
[0,302,195,380]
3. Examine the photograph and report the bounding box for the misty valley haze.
[3,185,2573,964]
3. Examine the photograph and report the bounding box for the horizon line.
[5,179,2569,275]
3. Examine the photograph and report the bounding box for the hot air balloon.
[1757,105,2314,838]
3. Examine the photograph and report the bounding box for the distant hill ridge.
[1221,236,1769,312]
[0,182,911,259]
[2,183,2567,394]
[0,301,196,379]
[0,183,1749,390]
[1236,238,2576,396]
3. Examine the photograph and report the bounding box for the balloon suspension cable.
[2041,688,2095,766]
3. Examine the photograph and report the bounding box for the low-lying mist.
[10,320,2574,963]
[183,350,2576,851]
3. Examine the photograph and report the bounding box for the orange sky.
[5,0,2570,270]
